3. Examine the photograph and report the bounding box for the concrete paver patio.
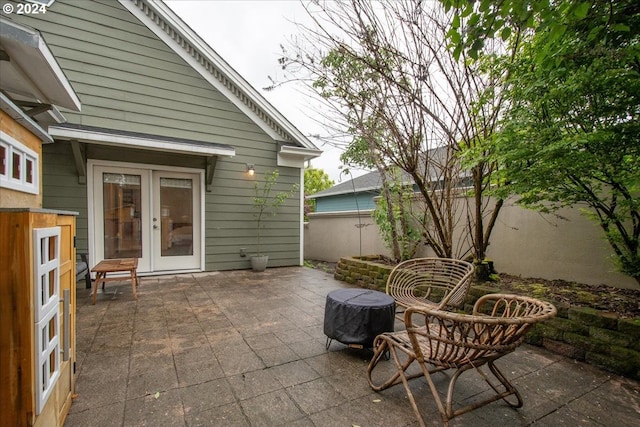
[66,267,640,426]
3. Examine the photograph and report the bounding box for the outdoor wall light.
[246,164,255,176]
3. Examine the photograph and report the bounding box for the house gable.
[122,0,314,148]
[9,0,314,271]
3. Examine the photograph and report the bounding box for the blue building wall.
[315,192,379,213]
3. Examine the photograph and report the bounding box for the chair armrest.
[473,293,557,321]
[403,295,557,363]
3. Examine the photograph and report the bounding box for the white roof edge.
[308,209,374,217]
[32,24,81,111]
[306,185,381,199]
[0,92,53,143]
[279,144,322,159]
[124,0,319,152]
[48,126,236,157]
[0,17,81,111]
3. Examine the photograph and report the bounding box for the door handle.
[153,225,159,230]
[62,289,70,361]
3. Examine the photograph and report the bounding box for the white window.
[0,130,39,194]
[33,227,61,415]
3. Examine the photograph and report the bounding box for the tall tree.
[478,0,640,285]
[276,0,508,264]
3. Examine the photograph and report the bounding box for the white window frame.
[0,130,39,195]
[33,227,61,415]
[35,306,60,415]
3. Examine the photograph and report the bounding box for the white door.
[92,164,201,273]
[152,171,200,270]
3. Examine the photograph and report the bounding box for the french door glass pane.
[160,177,193,256]
[103,173,142,259]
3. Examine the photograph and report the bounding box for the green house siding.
[14,0,303,270]
[203,165,301,270]
[43,144,302,271]
[41,142,89,251]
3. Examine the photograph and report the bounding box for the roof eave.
[306,185,381,199]
[0,17,81,111]
[277,144,322,169]
[0,92,54,143]
[48,125,236,157]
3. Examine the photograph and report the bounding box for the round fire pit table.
[324,288,395,349]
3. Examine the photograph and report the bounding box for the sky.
[164,0,363,184]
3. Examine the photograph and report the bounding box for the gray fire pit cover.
[324,288,395,347]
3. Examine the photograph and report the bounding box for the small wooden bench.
[90,258,139,304]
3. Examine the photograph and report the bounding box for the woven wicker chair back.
[386,257,475,310]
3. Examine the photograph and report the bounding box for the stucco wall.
[0,110,43,208]
[303,199,638,289]
[485,200,636,288]
[304,211,388,260]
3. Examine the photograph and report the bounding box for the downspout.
[299,166,305,266]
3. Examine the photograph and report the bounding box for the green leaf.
[453,44,463,61]
[461,4,473,18]
[452,13,460,29]
[573,2,591,19]
[468,13,480,27]
[500,27,512,41]
[447,27,462,45]
[611,23,630,32]
[586,25,602,42]
[548,23,568,43]
[471,39,484,55]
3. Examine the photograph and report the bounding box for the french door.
[91,164,201,273]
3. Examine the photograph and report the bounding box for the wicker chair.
[366,294,557,427]
[386,258,475,319]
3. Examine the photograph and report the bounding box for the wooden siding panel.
[204,167,301,269]
[53,50,228,100]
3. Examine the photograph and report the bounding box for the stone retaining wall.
[334,256,640,380]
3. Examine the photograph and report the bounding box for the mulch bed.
[495,274,640,319]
